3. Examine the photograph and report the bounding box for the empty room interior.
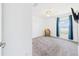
[0,3,79,56]
[32,3,79,56]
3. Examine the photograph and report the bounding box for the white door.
[2,3,32,56]
[0,3,2,56]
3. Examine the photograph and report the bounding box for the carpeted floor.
[32,36,78,56]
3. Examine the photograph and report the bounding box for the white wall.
[2,3,32,56]
[32,16,44,38]
[32,4,57,38]
[32,3,79,42]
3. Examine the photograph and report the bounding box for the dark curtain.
[56,17,59,37]
[68,15,73,40]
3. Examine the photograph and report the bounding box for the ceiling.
[32,3,79,18]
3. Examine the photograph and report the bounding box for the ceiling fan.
[71,8,79,23]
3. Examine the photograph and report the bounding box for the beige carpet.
[32,36,78,56]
